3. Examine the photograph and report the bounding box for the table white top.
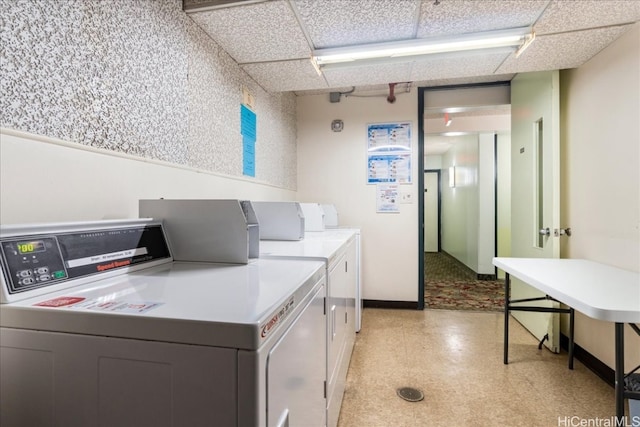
[493,258,640,323]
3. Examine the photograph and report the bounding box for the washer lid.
[259,229,359,268]
[0,258,325,350]
[260,238,346,265]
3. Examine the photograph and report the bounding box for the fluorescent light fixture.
[312,27,534,71]
[515,31,536,58]
[449,166,456,188]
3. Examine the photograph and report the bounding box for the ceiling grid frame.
[182,0,640,94]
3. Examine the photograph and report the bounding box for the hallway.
[425,252,504,311]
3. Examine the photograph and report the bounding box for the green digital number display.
[16,240,45,255]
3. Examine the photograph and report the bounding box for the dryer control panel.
[1,223,171,297]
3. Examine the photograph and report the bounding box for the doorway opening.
[418,83,511,311]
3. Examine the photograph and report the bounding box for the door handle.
[276,409,289,427]
[539,228,550,236]
[331,305,337,339]
[554,228,572,237]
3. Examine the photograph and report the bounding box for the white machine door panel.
[267,282,326,427]
[327,252,347,393]
[344,238,357,353]
[0,328,237,427]
[326,252,349,427]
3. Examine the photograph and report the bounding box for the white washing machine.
[0,219,326,427]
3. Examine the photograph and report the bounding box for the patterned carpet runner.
[425,252,504,311]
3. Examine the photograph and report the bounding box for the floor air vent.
[396,387,424,402]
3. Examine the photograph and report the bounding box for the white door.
[510,70,561,352]
[424,172,439,252]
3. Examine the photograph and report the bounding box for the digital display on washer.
[16,240,46,255]
[1,225,170,295]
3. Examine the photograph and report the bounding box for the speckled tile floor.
[338,308,618,427]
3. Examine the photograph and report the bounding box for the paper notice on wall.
[367,153,411,184]
[367,122,412,184]
[377,184,400,213]
[241,104,257,177]
[367,122,411,151]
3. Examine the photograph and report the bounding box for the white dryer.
[0,219,326,427]
[259,229,360,427]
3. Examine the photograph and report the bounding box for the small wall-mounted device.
[329,92,341,103]
[331,119,344,132]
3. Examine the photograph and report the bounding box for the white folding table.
[493,257,640,421]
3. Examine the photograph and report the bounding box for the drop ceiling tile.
[497,25,631,74]
[417,0,548,37]
[322,62,414,87]
[534,1,640,34]
[409,51,511,82]
[294,0,420,48]
[188,1,310,63]
[241,59,328,92]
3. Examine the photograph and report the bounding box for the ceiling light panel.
[188,1,309,63]
[497,25,631,74]
[313,27,532,72]
[417,0,548,38]
[294,0,419,49]
[533,1,640,34]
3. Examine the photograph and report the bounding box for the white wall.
[439,133,495,275]
[560,23,640,370]
[425,155,442,170]
[441,135,479,271]
[477,133,496,275]
[296,92,418,302]
[0,129,295,224]
[496,132,512,279]
[424,114,510,134]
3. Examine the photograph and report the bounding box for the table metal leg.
[614,322,624,422]
[504,273,510,365]
[568,308,575,370]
